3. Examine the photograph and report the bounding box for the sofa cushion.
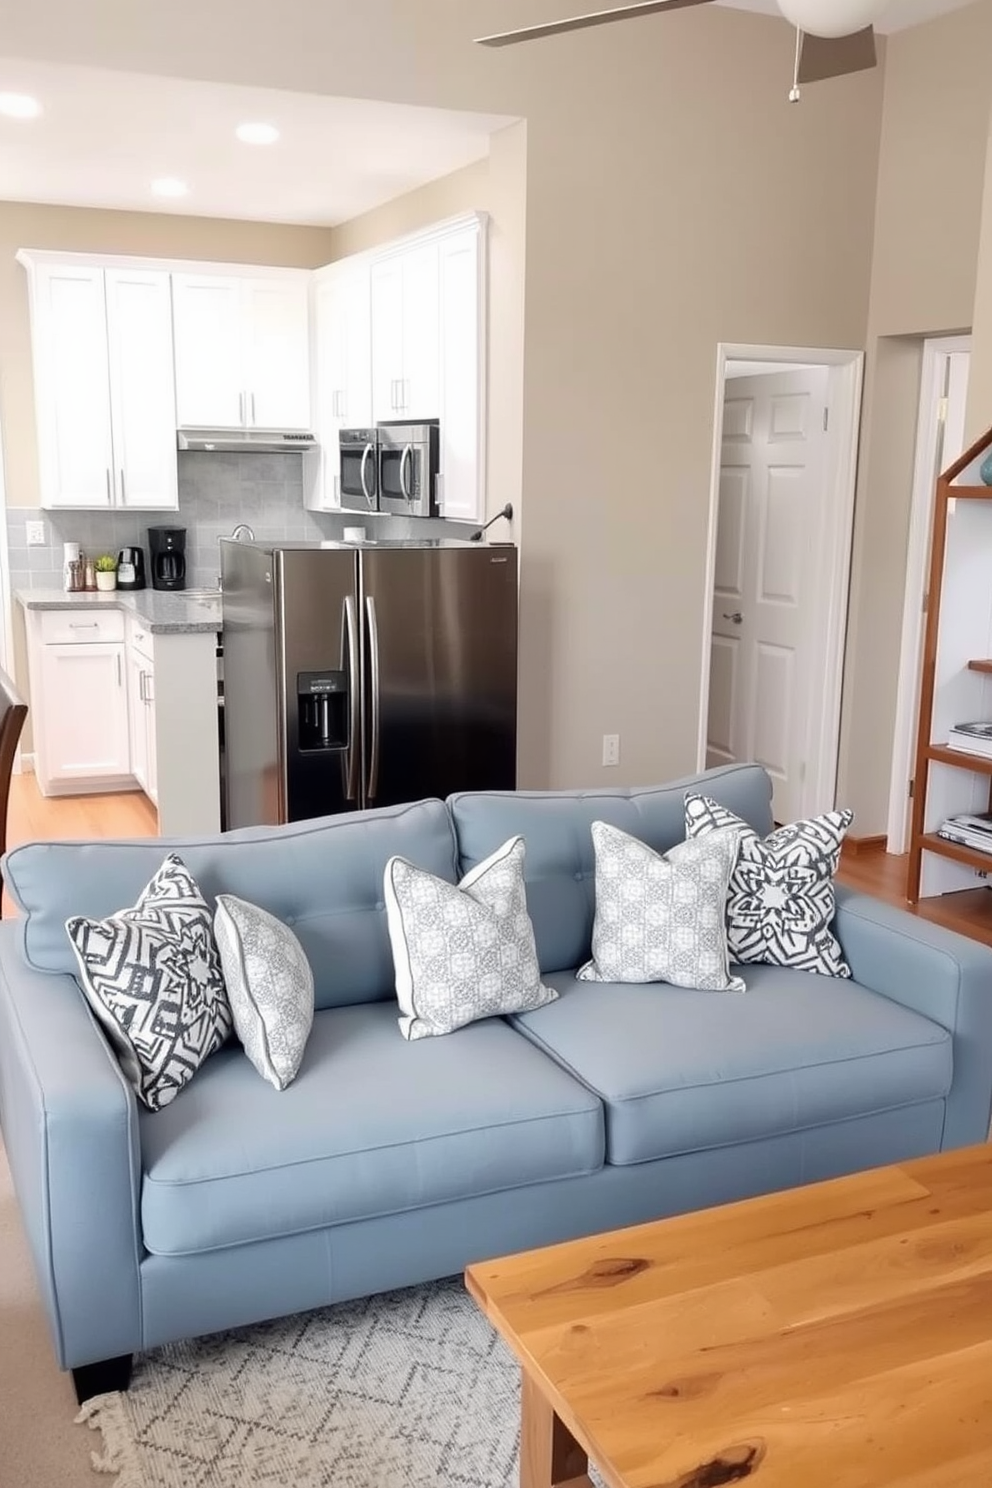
[511,965,953,1166]
[3,799,457,1011]
[448,763,773,975]
[139,1000,604,1256]
[385,836,557,1040]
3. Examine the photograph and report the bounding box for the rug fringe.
[77,1393,147,1487]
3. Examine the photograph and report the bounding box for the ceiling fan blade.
[797,25,876,83]
[475,0,712,48]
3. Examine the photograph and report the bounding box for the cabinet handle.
[402,379,409,411]
[68,622,99,630]
[105,468,112,503]
[146,672,154,704]
[138,670,146,703]
[119,469,126,504]
[435,473,445,513]
[116,653,122,687]
[239,391,245,426]
[250,391,256,426]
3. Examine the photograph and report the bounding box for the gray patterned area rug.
[79,1278,534,1488]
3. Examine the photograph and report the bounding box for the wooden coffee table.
[465,1145,992,1488]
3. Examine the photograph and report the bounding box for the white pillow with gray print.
[684,793,853,977]
[214,894,314,1090]
[577,821,745,992]
[384,835,557,1041]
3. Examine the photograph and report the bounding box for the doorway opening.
[885,335,971,854]
[698,343,864,824]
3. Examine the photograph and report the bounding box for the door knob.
[723,611,743,625]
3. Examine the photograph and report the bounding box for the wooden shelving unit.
[908,424,992,904]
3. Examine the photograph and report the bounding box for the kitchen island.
[18,588,222,837]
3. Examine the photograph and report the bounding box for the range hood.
[177,427,318,454]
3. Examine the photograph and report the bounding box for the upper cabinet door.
[438,225,485,523]
[105,269,178,510]
[399,241,440,422]
[29,263,114,508]
[172,274,244,428]
[311,262,373,510]
[370,257,405,424]
[242,276,312,431]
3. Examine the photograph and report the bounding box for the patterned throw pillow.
[66,855,232,1111]
[384,835,557,1041]
[214,895,315,1091]
[684,793,853,977]
[577,822,745,991]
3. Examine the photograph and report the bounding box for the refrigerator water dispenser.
[298,672,348,751]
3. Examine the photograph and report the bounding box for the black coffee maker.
[148,526,187,591]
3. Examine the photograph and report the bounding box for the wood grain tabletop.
[465,1145,992,1488]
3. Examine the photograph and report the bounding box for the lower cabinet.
[126,621,158,805]
[27,610,131,795]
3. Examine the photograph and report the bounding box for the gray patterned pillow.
[214,895,314,1091]
[577,822,745,991]
[66,855,232,1111]
[384,835,557,1040]
[684,793,853,977]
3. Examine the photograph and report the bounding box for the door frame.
[885,335,971,854]
[697,343,864,819]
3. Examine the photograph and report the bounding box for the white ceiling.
[0,59,514,227]
[716,0,974,30]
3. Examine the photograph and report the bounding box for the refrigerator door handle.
[399,444,413,501]
[360,442,375,510]
[343,595,360,802]
[366,594,381,802]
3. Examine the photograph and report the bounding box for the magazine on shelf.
[938,811,992,855]
[946,722,992,759]
[937,827,992,856]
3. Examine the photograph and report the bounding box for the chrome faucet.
[231,523,255,542]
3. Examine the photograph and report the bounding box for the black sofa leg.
[72,1354,133,1405]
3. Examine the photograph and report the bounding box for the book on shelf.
[946,721,992,758]
[937,811,992,856]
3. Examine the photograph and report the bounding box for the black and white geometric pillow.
[384,835,558,1041]
[684,793,853,978]
[66,855,232,1111]
[577,821,745,991]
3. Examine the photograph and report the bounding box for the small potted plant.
[94,554,118,592]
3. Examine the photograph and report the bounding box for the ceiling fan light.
[776,0,890,38]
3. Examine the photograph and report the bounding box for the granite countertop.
[16,587,222,635]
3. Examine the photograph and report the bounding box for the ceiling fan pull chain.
[788,26,803,102]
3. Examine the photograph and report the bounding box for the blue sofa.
[1,763,991,1403]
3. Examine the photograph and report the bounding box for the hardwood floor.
[837,843,992,949]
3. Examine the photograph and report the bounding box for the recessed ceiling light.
[0,93,42,120]
[151,177,189,199]
[235,121,280,146]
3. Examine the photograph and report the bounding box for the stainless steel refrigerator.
[219,539,518,828]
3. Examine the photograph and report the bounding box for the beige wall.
[0,202,335,511]
[2,0,885,791]
[967,102,992,441]
[838,0,992,833]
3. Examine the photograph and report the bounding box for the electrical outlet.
[602,733,621,768]
[25,519,46,547]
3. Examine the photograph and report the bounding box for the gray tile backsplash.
[6,451,478,594]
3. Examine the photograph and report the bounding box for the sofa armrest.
[833,885,992,1149]
[0,928,142,1370]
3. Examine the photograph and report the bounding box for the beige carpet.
[0,1144,105,1485]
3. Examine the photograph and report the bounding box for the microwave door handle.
[400,444,413,501]
[360,442,375,509]
[343,596,360,803]
[366,595,381,802]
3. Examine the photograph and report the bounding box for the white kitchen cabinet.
[18,254,178,511]
[437,221,487,523]
[26,609,131,793]
[370,242,440,423]
[309,259,373,511]
[126,619,157,804]
[173,271,311,430]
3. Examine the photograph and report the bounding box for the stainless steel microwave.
[338,428,378,512]
[377,420,440,518]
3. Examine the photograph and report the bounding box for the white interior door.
[707,367,830,824]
